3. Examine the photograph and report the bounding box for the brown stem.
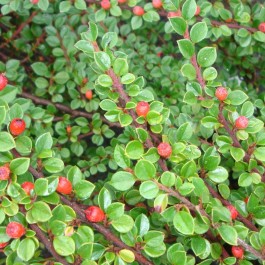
[29,223,70,265]
[0,11,38,49]
[20,91,119,128]
[16,158,153,265]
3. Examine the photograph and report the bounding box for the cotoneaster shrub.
[0,0,265,265]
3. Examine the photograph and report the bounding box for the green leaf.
[190,22,208,43]
[59,1,71,12]
[113,145,131,169]
[203,67,217,81]
[254,147,265,161]
[197,47,217,67]
[139,181,159,199]
[207,166,228,183]
[217,225,238,245]
[169,17,187,35]
[135,160,156,180]
[54,71,70,85]
[113,58,129,76]
[31,62,49,77]
[121,73,135,84]
[131,16,143,30]
[173,211,194,235]
[17,238,35,261]
[74,0,86,10]
[227,90,248,105]
[177,39,194,59]
[181,63,196,80]
[15,136,32,154]
[181,160,197,178]
[125,140,144,160]
[98,74,113,87]
[10,158,30,175]
[74,180,95,200]
[106,202,124,220]
[74,40,94,54]
[111,215,134,233]
[0,132,15,151]
[110,171,135,191]
[31,201,52,222]
[182,0,196,20]
[230,147,245,162]
[35,132,53,154]
[43,158,64,173]
[38,0,49,11]
[0,106,6,125]
[94,52,111,71]
[53,236,75,256]
[119,249,135,263]
[88,22,98,41]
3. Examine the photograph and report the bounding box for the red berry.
[244,197,249,204]
[152,0,162,9]
[56,177,72,195]
[84,206,105,223]
[157,142,172,159]
[0,165,10,180]
[85,90,93,100]
[0,74,8,91]
[225,18,233,23]
[227,205,238,220]
[21,182,35,196]
[0,242,8,248]
[118,0,127,3]
[6,222,26,239]
[101,0,111,10]
[235,116,248,130]
[66,126,72,134]
[231,246,244,259]
[195,6,200,16]
[136,101,150,117]
[215,87,228,101]
[167,10,181,18]
[258,22,265,33]
[31,0,39,3]
[82,77,88,84]
[9,118,26,136]
[157,52,163,57]
[133,6,145,16]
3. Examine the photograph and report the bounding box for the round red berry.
[6,222,26,239]
[195,6,200,16]
[118,0,127,3]
[215,87,228,101]
[231,246,244,259]
[136,101,150,117]
[85,90,93,100]
[152,0,162,9]
[21,182,35,196]
[235,116,248,130]
[133,6,145,16]
[101,0,111,10]
[82,77,88,84]
[258,22,265,33]
[84,206,105,223]
[66,126,72,134]
[0,165,10,180]
[9,118,26,136]
[0,242,8,248]
[227,205,238,220]
[56,177,72,195]
[157,52,163,57]
[0,74,8,91]
[157,142,172,159]
[31,0,39,3]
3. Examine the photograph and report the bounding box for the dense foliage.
[1,0,265,264]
